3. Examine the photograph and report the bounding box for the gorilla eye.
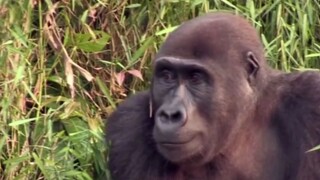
[159,69,176,83]
[189,72,204,84]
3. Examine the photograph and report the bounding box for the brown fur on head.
[150,12,269,166]
[155,12,272,90]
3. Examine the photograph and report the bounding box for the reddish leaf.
[115,71,126,86]
[127,69,144,81]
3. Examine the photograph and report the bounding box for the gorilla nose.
[155,106,187,132]
[159,108,185,123]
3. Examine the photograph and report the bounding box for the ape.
[106,12,320,180]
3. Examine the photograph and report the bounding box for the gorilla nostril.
[159,111,170,122]
[171,111,182,122]
[158,109,185,124]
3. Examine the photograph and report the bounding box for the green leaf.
[96,77,116,108]
[9,117,37,126]
[128,37,154,67]
[155,26,178,36]
[4,154,29,165]
[126,4,141,8]
[74,30,110,53]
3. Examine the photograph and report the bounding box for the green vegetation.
[0,0,319,179]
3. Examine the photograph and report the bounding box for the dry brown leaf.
[43,2,93,98]
[64,53,75,98]
[127,69,144,81]
[115,71,125,86]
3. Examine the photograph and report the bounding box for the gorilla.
[106,12,320,180]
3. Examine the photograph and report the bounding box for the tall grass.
[0,0,319,179]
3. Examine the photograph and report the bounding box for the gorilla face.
[150,14,262,166]
[151,57,214,164]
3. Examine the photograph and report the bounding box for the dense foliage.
[0,0,319,179]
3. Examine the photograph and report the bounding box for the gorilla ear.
[246,51,260,84]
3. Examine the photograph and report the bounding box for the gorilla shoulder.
[285,71,320,104]
[107,91,150,139]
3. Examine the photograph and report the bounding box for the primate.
[106,12,320,180]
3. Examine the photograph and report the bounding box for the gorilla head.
[151,13,269,165]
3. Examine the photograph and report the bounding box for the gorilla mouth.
[156,135,202,163]
[158,135,196,147]
[159,136,196,147]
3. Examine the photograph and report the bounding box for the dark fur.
[106,12,320,180]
